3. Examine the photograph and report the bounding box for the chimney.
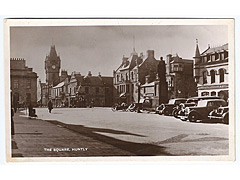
[147,50,154,58]
[88,71,92,77]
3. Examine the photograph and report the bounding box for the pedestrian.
[91,99,94,108]
[28,102,33,117]
[48,100,53,113]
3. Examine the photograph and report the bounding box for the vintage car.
[173,96,221,118]
[182,99,227,122]
[156,98,187,116]
[208,106,229,124]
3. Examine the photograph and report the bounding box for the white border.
[4,18,235,162]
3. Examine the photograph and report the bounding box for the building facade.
[193,41,228,100]
[166,54,197,99]
[10,58,38,107]
[113,49,160,105]
[64,71,113,107]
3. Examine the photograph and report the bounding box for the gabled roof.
[201,43,228,56]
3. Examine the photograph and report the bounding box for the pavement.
[11,107,230,157]
[11,111,134,157]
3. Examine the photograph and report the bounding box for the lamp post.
[137,81,141,113]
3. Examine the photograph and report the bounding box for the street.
[31,107,229,156]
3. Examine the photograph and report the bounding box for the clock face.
[52,65,56,69]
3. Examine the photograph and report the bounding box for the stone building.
[193,41,229,100]
[10,58,38,107]
[51,70,71,107]
[113,49,159,105]
[66,71,113,107]
[165,54,197,99]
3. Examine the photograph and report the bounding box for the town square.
[8,20,232,158]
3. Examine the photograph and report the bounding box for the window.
[211,91,216,96]
[117,86,120,93]
[224,51,228,59]
[131,72,134,80]
[26,79,31,89]
[85,87,89,94]
[203,71,207,84]
[13,80,19,89]
[117,75,119,82]
[212,55,215,61]
[207,55,210,62]
[173,64,178,71]
[221,53,224,60]
[126,84,129,93]
[210,70,215,84]
[201,92,209,96]
[219,69,225,83]
[96,87,99,94]
[215,53,219,60]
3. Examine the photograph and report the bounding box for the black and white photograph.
[5,19,235,161]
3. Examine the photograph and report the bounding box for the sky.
[10,25,228,82]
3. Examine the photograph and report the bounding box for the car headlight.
[185,107,190,114]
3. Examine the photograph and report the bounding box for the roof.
[201,43,228,56]
[195,44,200,57]
[82,76,103,86]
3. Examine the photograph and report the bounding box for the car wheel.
[172,109,178,118]
[188,112,199,122]
[163,109,169,116]
[222,115,229,124]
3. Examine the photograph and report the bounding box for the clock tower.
[45,45,61,86]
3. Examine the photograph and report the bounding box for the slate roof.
[201,43,228,56]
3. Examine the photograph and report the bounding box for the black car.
[174,96,221,118]
[156,98,187,116]
[183,99,227,122]
[208,106,229,124]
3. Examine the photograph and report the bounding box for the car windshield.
[175,100,186,105]
[197,100,226,107]
[197,100,208,107]
[186,99,197,103]
[207,101,226,107]
[168,99,175,104]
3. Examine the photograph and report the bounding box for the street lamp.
[136,81,141,113]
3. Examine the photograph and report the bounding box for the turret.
[193,39,201,80]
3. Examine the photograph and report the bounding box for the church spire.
[195,39,200,58]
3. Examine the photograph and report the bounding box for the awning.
[52,81,65,89]
[119,92,126,98]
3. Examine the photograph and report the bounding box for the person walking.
[48,100,53,113]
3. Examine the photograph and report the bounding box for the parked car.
[156,98,187,116]
[208,106,229,124]
[174,96,221,118]
[182,99,227,122]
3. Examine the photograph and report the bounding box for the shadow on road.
[47,120,172,156]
